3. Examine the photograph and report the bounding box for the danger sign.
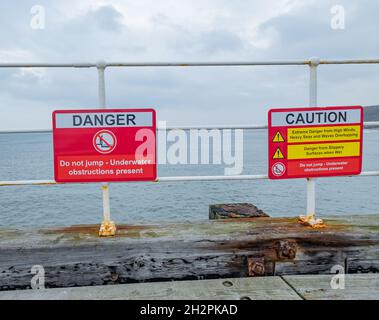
[268,106,363,179]
[53,109,157,183]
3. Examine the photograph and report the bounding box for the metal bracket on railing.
[99,220,117,237]
[298,215,325,228]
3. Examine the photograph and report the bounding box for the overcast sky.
[0,0,378,130]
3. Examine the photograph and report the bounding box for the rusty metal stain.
[247,257,265,276]
[276,240,297,260]
[41,224,149,236]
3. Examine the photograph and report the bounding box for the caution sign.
[53,109,157,183]
[268,106,363,179]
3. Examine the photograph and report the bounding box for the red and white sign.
[53,109,157,183]
[268,106,363,179]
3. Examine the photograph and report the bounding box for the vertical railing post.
[97,60,116,236]
[98,61,107,109]
[306,57,320,220]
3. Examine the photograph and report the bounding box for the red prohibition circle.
[272,162,286,177]
[93,130,117,154]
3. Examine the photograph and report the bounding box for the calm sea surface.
[0,130,378,228]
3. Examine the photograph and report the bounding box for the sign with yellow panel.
[268,106,363,179]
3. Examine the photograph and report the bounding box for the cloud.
[89,5,124,31]
[256,0,379,59]
[0,0,378,130]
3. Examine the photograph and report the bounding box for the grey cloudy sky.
[0,0,378,130]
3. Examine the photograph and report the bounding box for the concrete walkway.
[0,274,377,300]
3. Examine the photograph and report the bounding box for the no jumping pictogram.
[93,130,117,154]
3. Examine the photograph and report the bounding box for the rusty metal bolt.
[276,240,297,260]
[110,272,119,282]
[247,257,265,276]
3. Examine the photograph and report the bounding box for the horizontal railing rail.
[0,121,378,134]
[1,171,379,187]
[1,58,379,68]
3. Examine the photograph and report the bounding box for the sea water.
[0,130,378,228]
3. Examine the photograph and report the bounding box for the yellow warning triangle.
[273,131,285,143]
[273,147,285,159]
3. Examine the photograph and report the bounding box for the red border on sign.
[268,106,363,179]
[52,108,157,183]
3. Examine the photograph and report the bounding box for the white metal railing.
[1,171,379,187]
[0,58,379,226]
[0,58,379,68]
[0,122,379,134]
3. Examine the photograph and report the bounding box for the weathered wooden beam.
[0,215,378,290]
